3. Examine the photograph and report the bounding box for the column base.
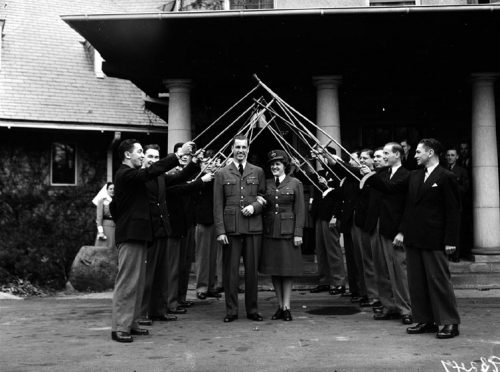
[471,247,500,256]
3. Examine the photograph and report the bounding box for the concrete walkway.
[1,289,500,372]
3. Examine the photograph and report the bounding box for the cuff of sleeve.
[359,172,376,189]
[97,226,104,234]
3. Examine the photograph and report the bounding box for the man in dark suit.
[400,138,461,339]
[361,142,412,325]
[309,147,346,295]
[110,139,197,343]
[401,139,418,171]
[445,148,471,262]
[213,135,265,322]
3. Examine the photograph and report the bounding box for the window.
[51,143,77,185]
[369,0,418,6]
[230,0,274,10]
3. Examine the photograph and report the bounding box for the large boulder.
[68,246,117,291]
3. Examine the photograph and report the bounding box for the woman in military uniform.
[259,150,305,321]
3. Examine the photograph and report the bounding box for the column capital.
[163,78,192,92]
[312,75,342,89]
[470,73,499,84]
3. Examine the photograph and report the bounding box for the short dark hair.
[446,147,459,154]
[106,182,113,190]
[144,144,160,153]
[325,146,337,155]
[360,148,374,158]
[419,138,443,156]
[117,139,138,161]
[232,134,248,146]
[343,150,359,163]
[374,147,384,153]
[173,142,184,153]
[386,142,403,157]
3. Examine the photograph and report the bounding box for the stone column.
[470,73,500,255]
[313,75,342,156]
[164,79,192,153]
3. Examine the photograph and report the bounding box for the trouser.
[406,246,460,325]
[351,221,378,299]
[315,220,346,287]
[224,234,261,316]
[166,237,181,311]
[370,226,394,311]
[112,241,147,332]
[343,229,360,295]
[195,223,218,294]
[178,226,195,302]
[140,238,168,318]
[216,244,223,289]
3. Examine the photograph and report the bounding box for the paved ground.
[1,289,500,372]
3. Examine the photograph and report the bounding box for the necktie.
[275,177,280,187]
[424,169,429,182]
[388,168,392,179]
[238,163,244,175]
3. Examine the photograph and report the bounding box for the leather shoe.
[151,314,177,321]
[310,284,330,293]
[341,290,356,298]
[196,292,207,300]
[206,291,222,299]
[360,298,381,308]
[223,314,238,323]
[406,322,439,334]
[373,311,401,320]
[329,286,346,295]
[271,307,284,320]
[168,307,187,314]
[246,313,264,321]
[282,309,293,321]
[372,306,384,314]
[437,324,459,339]
[350,296,362,303]
[111,331,133,343]
[178,300,194,308]
[215,287,224,293]
[138,318,153,326]
[402,315,413,325]
[130,328,149,336]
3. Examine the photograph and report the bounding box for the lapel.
[416,166,442,202]
[241,162,254,179]
[229,162,241,178]
[414,168,426,202]
[158,174,166,203]
[277,175,290,190]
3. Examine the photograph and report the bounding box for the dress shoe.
[223,314,238,323]
[282,309,293,321]
[437,324,459,339]
[406,322,439,334]
[168,307,187,314]
[310,284,330,293]
[206,291,222,299]
[178,300,194,308]
[246,313,264,321]
[271,307,284,320]
[151,314,177,321]
[350,295,362,303]
[130,328,149,336]
[329,286,346,295]
[360,298,381,308]
[196,292,207,300]
[402,314,413,325]
[138,318,153,326]
[111,331,133,343]
[373,311,401,320]
[215,287,224,293]
[372,306,384,314]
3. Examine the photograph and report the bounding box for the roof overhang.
[0,119,168,133]
[62,5,500,94]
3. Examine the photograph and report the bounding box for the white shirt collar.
[391,163,401,176]
[426,162,439,176]
[277,174,286,183]
[235,161,247,170]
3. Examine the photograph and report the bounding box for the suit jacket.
[449,164,470,198]
[338,176,359,234]
[365,166,410,239]
[310,169,340,221]
[213,162,265,236]
[400,165,461,251]
[263,176,305,238]
[112,154,183,244]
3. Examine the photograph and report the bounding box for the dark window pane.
[51,143,76,185]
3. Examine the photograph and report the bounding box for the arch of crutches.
[192,75,362,189]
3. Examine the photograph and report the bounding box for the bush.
[0,186,96,289]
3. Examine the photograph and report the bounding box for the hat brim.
[267,157,287,164]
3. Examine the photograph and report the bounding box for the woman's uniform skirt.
[259,237,303,276]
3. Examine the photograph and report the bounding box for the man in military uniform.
[213,135,266,322]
